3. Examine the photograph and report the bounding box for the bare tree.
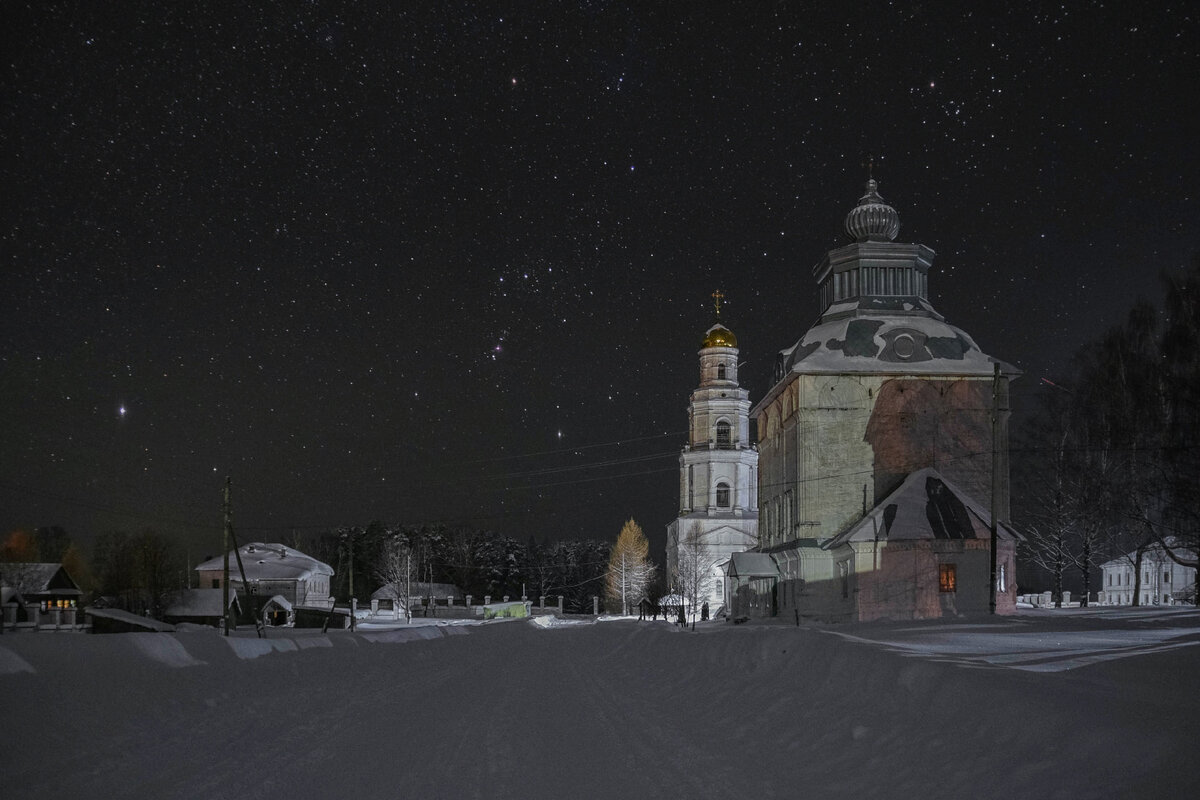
[673,523,722,625]
[371,531,413,619]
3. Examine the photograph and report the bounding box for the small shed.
[726,553,780,619]
[163,589,242,627]
[259,594,293,626]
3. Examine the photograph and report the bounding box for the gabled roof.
[825,467,1020,550]
[0,563,82,597]
[260,594,293,612]
[195,543,333,582]
[2,586,27,606]
[725,552,780,579]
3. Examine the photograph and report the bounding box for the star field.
[1,2,1195,558]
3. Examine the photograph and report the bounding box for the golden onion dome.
[702,323,737,348]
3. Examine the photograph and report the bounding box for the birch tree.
[674,523,722,624]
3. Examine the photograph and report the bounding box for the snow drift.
[2,608,1198,799]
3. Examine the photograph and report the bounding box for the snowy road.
[2,609,1198,799]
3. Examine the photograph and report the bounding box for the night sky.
[2,2,1196,561]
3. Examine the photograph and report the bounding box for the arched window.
[715,482,730,508]
[717,363,727,380]
[715,420,731,448]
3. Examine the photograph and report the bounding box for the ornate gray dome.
[844,179,900,242]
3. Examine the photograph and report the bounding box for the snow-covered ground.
[3,607,1198,799]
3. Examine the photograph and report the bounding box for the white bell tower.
[666,291,759,616]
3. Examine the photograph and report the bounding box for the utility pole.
[989,362,1001,615]
[348,529,356,632]
[223,477,232,636]
[405,550,412,624]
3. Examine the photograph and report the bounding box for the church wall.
[770,538,1017,622]
[756,372,1012,547]
[852,539,1017,621]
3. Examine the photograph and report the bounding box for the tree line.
[1017,258,1200,606]
[0,523,630,617]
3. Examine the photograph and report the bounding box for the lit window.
[939,564,957,593]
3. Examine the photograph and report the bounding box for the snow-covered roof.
[260,594,293,612]
[1098,539,1197,570]
[163,589,240,618]
[0,563,82,596]
[84,607,176,632]
[725,552,780,579]
[774,308,1012,378]
[824,467,1020,549]
[195,543,333,583]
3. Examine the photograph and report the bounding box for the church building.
[666,294,759,616]
[739,180,1020,622]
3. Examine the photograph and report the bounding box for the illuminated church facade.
[736,180,1020,622]
[666,297,759,615]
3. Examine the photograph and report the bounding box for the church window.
[716,420,731,448]
[938,563,957,593]
[1164,571,1171,584]
[716,482,731,508]
[717,363,726,380]
[687,465,694,509]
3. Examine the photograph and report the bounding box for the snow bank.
[0,644,34,675]
[2,609,1198,799]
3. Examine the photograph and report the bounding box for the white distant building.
[196,542,334,610]
[1098,541,1196,606]
[666,296,759,616]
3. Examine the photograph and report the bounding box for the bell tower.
[666,291,759,615]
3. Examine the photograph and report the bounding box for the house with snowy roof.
[747,180,1020,621]
[1098,540,1196,606]
[1,562,83,627]
[195,543,334,618]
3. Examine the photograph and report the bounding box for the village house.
[195,543,334,621]
[1098,540,1196,606]
[0,562,83,628]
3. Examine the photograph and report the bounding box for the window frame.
[938,563,957,593]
